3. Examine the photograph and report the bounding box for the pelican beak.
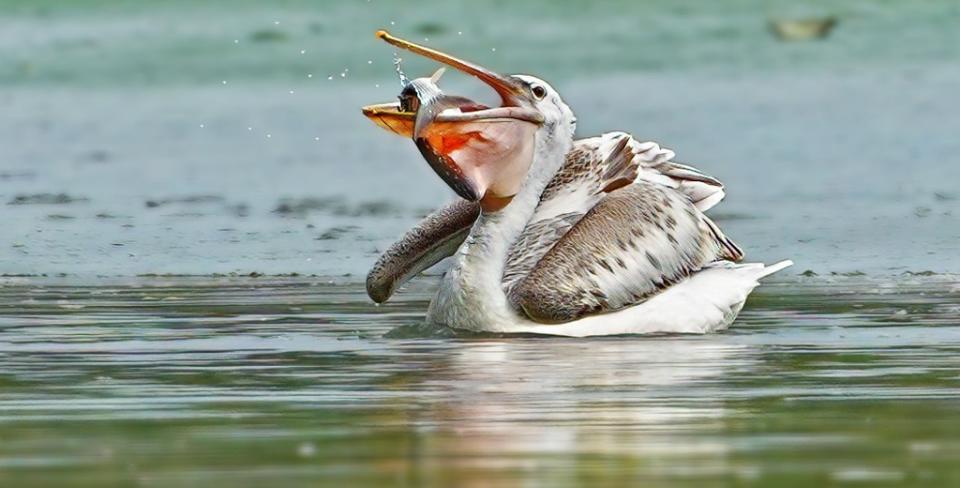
[371,31,543,210]
[361,102,415,137]
[360,32,543,136]
[376,30,531,108]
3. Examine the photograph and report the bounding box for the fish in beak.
[362,31,544,211]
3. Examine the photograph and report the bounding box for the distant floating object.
[769,17,838,41]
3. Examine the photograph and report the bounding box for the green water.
[2,0,960,485]
[1,276,959,486]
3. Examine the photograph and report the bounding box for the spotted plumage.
[507,181,738,322]
[500,132,738,300]
[369,132,744,321]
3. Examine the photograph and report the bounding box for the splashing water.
[393,56,409,88]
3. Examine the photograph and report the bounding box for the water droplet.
[393,56,409,87]
[458,31,463,35]
[199,123,205,128]
[247,127,253,131]
[233,39,239,44]
[390,21,395,26]
[314,136,320,141]
[327,75,333,80]
[340,72,346,78]
[289,90,295,94]
[300,49,306,55]
[274,20,280,25]
[266,133,272,138]
[491,47,496,52]
[221,80,228,85]
[424,37,429,41]
[375,84,380,88]
[307,73,313,78]
[367,60,373,64]
[297,442,316,458]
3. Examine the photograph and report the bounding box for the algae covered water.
[2,0,960,485]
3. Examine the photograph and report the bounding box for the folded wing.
[503,132,731,291]
[507,180,742,323]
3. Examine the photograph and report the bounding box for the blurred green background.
[3,0,959,86]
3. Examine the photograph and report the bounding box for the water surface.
[1,276,959,486]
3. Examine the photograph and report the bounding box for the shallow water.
[2,0,960,485]
[1,276,960,486]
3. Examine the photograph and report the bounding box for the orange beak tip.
[375,30,390,40]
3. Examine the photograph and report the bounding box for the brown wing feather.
[540,133,726,210]
[503,133,729,294]
[508,181,739,323]
[539,134,638,202]
[502,212,582,292]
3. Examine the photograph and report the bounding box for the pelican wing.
[507,180,743,323]
[536,132,726,220]
[503,132,728,292]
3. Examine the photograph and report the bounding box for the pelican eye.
[531,84,547,100]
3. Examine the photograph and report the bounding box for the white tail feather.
[494,259,793,337]
[755,259,794,279]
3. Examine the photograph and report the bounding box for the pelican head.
[362,31,576,212]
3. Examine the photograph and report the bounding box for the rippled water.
[1,276,959,486]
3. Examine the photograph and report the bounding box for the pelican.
[361,31,791,336]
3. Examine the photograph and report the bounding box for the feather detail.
[702,215,745,262]
[508,181,740,323]
[503,132,732,293]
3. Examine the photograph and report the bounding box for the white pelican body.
[433,260,791,337]
[362,32,791,336]
[425,132,791,336]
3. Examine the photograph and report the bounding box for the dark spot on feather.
[615,257,627,268]
[599,259,614,273]
[667,233,679,245]
[665,215,677,229]
[590,289,607,300]
[646,251,662,271]
[601,177,632,193]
